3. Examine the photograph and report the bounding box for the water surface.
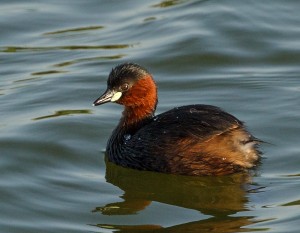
[1,0,300,232]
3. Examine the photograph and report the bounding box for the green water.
[1,0,300,232]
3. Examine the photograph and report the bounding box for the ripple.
[43,25,105,35]
[281,200,300,207]
[31,70,67,76]
[1,44,133,53]
[152,0,189,8]
[32,109,91,121]
[53,54,126,67]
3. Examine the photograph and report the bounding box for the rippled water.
[1,1,300,232]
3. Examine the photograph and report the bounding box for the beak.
[93,89,115,106]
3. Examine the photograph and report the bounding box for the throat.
[121,105,155,127]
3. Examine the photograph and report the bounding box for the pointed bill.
[93,89,123,106]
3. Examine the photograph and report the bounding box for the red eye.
[121,83,129,91]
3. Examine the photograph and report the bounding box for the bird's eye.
[120,83,129,91]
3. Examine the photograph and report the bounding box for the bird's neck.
[119,104,156,133]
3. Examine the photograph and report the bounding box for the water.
[1,0,300,232]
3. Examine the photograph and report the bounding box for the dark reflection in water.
[93,159,265,232]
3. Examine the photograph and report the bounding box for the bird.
[93,63,261,176]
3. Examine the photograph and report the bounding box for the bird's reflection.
[93,158,263,232]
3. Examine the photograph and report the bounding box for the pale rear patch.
[172,126,260,174]
[227,128,259,168]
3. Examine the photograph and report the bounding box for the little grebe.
[93,63,261,176]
